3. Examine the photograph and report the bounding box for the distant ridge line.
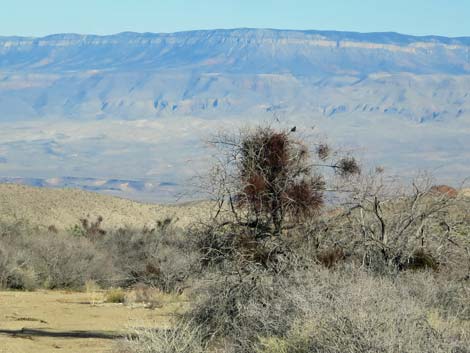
[1,28,469,45]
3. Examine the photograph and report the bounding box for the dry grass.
[106,288,127,303]
[117,321,205,353]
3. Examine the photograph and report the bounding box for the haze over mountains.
[0,29,469,201]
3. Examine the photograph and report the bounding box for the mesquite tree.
[209,126,360,236]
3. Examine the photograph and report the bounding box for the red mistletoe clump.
[237,128,326,235]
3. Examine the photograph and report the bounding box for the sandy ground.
[0,290,186,353]
[0,183,212,230]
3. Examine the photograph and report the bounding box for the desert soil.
[0,290,185,353]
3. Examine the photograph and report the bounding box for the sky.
[0,0,468,38]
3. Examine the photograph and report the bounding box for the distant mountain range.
[2,29,469,73]
[0,176,177,202]
[0,29,469,200]
[0,29,469,121]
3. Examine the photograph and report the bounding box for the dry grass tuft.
[106,288,126,303]
[117,321,205,353]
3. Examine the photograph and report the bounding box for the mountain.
[0,176,178,202]
[0,29,469,200]
[1,29,470,74]
[1,29,470,121]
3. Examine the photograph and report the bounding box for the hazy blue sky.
[0,0,468,37]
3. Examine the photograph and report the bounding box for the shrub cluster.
[0,223,110,289]
[0,218,198,292]
[119,263,470,353]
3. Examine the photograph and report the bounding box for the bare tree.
[208,126,360,236]
[326,172,470,272]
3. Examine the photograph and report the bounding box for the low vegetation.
[1,125,469,353]
[0,217,196,292]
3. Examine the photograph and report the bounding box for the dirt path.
[0,290,184,353]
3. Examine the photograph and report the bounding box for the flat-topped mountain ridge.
[1,28,469,74]
[1,28,469,122]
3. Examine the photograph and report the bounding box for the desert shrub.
[0,223,113,290]
[106,288,126,303]
[145,263,469,353]
[0,219,32,238]
[0,240,37,290]
[254,268,470,353]
[0,219,201,292]
[0,241,17,288]
[185,271,308,353]
[99,223,198,292]
[100,227,160,286]
[117,321,206,353]
[401,271,470,321]
[0,223,39,289]
[29,232,113,289]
